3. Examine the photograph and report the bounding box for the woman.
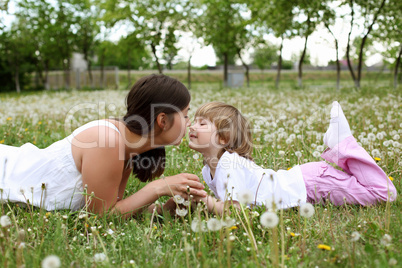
[0,74,207,217]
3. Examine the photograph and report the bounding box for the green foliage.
[252,44,278,70]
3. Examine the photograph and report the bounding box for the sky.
[1,1,384,67]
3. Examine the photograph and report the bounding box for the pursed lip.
[189,133,197,139]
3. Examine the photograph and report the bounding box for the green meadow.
[0,82,400,267]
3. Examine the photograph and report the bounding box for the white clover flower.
[260,211,279,228]
[41,255,61,268]
[381,234,392,246]
[207,218,222,231]
[93,253,107,263]
[237,189,254,205]
[299,203,315,218]
[173,195,185,204]
[350,231,360,242]
[0,215,11,227]
[295,151,302,158]
[175,208,188,217]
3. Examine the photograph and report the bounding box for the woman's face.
[159,104,191,146]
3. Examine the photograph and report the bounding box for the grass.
[0,83,401,267]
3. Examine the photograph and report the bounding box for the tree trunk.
[151,42,163,74]
[223,52,228,87]
[346,0,357,87]
[87,59,93,88]
[237,49,249,87]
[356,0,387,89]
[325,23,341,91]
[394,44,402,89]
[15,65,21,93]
[127,49,131,87]
[44,61,50,90]
[298,34,309,88]
[275,37,284,89]
[187,55,192,90]
[63,59,70,89]
[100,48,105,88]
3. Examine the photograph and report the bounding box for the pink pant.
[300,136,397,206]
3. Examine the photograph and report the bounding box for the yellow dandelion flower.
[287,167,291,170]
[45,212,52,218]
[0,140,4,144]
[389,176,394,181]
[6,117,12,121]
[153,226,157,230]
[229,226,238,230]
[290,232,296,237]
[374,157,381,161]
[317,244,331,251]
[25,128,28,131]
[38,121,42,125]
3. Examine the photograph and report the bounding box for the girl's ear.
[156,113,167,130]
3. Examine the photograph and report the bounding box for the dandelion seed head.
[0,215,11,227]
[175,208,188,217]
[381,234,392,246]
[237,189,254,205]
[41,255,61,268]
[299,203,315,218]
[173,195,185,204]
[93,253,107,263]
[191,219,206,233]
[207,218,222,231]
[260,211,279,228]
[350,231,360,242]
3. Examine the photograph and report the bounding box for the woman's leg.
[300,102,397,205]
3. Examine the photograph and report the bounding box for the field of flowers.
[0,84,401,267]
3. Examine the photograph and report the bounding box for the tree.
[345,0,387,89]
[248,0,296,89]
[198,0,247,87]
[99,0,185,74]
[252,44,277,72]
[376,0,402,89]
[294,0,329,88]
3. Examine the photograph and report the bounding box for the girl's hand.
[154,173,207,199]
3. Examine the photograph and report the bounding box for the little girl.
[188,101,397,214]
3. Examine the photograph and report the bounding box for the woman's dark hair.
[123,74,191,182]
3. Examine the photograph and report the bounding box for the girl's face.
[161,104,191,146]
[189,117,223,156]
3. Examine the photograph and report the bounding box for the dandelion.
[207,218,222,231]
[260,211,279,228]
[93,253,107,263]
[0,215,11,227]
[393,134,400,141]
[41,255,61,268]
[374,157,381,161]
[376,132,384,140]
[317,244,331,251]
[192,154,199,160]
[367,133,376,141]
[312,151,320,158]
[221,217,236,228]
[299,203,314,218]
[389,258,397,266]
[278,150,285,157]
[389,176,394,181]
[173,195,185,204]
[295,151,302,158]
[191,219,206,233]
[175,208,188,217]
[237,189,254,205]
[380,234,392,246]
[229,235,236,241]
[350,231,360,242]
[316,145,324,152]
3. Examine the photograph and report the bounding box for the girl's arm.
[199,195,240,216]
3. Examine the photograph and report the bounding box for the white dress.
[0,120,120,211]
[202,151,307,209]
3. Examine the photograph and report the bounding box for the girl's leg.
[301,102,397,205]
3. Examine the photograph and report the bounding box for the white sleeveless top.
[0,120,121,211]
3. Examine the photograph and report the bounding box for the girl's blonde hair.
[194,102,253,160]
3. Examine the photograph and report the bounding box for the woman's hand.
[153,173,207,199]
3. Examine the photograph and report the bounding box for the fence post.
[115,67,119,89]
[76,69,81,89]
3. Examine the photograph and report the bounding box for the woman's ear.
[156,113,167,130]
